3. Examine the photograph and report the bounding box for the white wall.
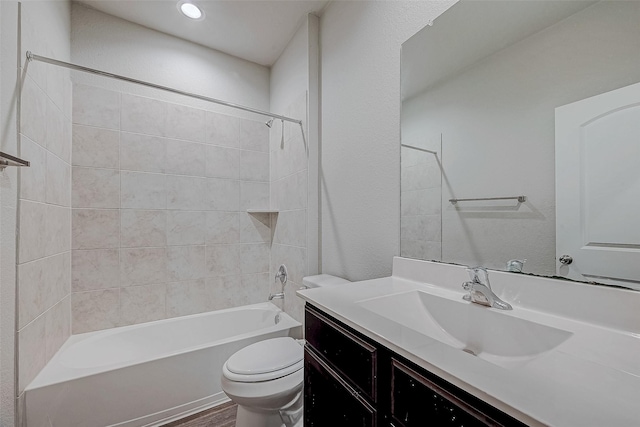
[71,3,270,117]
[1,0,73,421]
[269,15,320,323]
[319,1,455,281]
[0,2,19,423]
[402,1,640,275]
[17,0,73,401]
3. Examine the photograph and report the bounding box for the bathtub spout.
[268,292,284,301]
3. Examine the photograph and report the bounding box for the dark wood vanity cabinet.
[304,304,528,427]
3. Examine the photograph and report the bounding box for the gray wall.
[402,1,640,274]
[319,1,455,280]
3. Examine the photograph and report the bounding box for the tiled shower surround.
[18,59,73,391]
[71,83,272,333]
[400,143,442,261]
[269,93,309,324]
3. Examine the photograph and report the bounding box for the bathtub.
[24,302,301,427]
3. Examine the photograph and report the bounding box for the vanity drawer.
[304,347,376,427]
[390,358,525,427]
[305,305,377,402]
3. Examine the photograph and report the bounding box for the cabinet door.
[391,358,510,427]
[305,347,376,427]
[305,305,377,401]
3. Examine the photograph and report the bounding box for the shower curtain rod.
[26,51,303,125]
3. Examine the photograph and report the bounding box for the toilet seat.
[223,337,304,383]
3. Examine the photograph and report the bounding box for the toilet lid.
[226,337,303,375]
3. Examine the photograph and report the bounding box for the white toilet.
[221,274,350,427]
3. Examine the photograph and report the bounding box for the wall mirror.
[400,0,640,290]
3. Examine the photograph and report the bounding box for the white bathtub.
[24,302,301,427]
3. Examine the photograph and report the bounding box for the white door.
[556,82,640,288]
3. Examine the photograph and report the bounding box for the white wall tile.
[18,253,68,330]
[271,244,307,287]
[18,258,47,330]
[72,167,120,208]
[273,209,307,247]
[401,188,441,216]
[205,244,240,277]
[240,212,271,243]
[240,243,270,274]
[121,171,166,209]
[277,169,307,210]
[45,152,71,207]
[63,72,73,120]
[205,146,239,179]
[167,211,206,246]
[120,210,167,248]
[21,76,47,145]
[72,125,119,169]
[400,240,442,261]
[120,247,168,287]
[206,212,239,244]
[240,273,270,305]
[45,204,71,257]
[18,315,46,393]
[18,200,47,263]
[121,93,166,137]
[20,136,46,202]
[72,209,119,250]
[240,150,269,182]
[46,65,66,114]
[283,282,305,325]
[166,175,207,210]
[206,178,240,211]
[120,284,166,326]
[45,100,70,163]
[45,296,71,360]
[401,161,441,191]
[73,84,120,130]
[72,289,120,334]
[120,132,166,173]
[165,139,206,177]
[72,249,120,292]
[166,104,205,143]
[239,119,269,152]
[205,275,236,311]
[167,245,206,282]
[166,279,211,317]
[401,215,442,242]
[205,112,239,147]
[240,181,269,210]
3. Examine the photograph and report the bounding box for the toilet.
[221,274,350,427]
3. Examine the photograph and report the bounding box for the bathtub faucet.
[268,292,284,301]
[269,264,288,301]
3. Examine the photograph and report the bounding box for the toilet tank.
[302,274,350,288]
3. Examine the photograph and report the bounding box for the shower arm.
[25,51,303,127]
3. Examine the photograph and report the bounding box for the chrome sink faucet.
[462,267,512,310]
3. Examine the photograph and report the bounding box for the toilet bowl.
[221,337,304,427]
[221,274,351,427]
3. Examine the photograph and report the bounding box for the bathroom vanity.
[304,303,526,426]
[297,257,640,426]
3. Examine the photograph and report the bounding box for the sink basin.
[357,290,572,368]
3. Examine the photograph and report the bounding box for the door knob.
[559,255,573,265]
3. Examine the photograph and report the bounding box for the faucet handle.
[466,267,491,288]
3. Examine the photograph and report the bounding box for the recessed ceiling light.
[178,1,204,20]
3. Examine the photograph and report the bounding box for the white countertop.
[297,258,640,426]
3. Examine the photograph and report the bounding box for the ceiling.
[76,0,330,66]
[401,0,596,100]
